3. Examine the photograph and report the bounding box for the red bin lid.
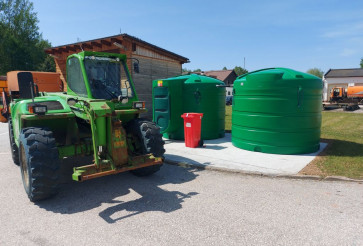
[181,113,204,118]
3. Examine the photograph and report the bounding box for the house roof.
[203,70,236,82]
[45,33,189,63]
[325,68,363,78]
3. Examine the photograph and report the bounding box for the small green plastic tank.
[152,74,225,140]
[232,68,322,154]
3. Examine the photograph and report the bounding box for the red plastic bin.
[181,113,203,148]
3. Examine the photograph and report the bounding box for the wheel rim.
[20,144,29,189]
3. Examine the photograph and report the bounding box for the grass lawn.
[225,106,363,179]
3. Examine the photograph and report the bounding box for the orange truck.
[330,86,363,103]
[1,71,64,122]
[324,86,363,111]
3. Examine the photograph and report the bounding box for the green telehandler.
[3,51,165,202]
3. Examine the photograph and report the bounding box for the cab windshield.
[84,56,134,100]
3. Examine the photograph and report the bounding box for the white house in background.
[323,68,363,101]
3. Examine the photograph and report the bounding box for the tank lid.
[236,67,321,81]
[159,74,224,84]
[184,74,224,84]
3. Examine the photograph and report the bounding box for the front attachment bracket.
[72,155,162,182]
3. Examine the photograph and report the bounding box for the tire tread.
[125,119,165,177]
[19,127,60,202]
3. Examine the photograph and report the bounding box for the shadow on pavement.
[36,157,200,223]
[164,154,210,167]
[99,187,198,223]
[204,144,227,150]
[163,134,232,146]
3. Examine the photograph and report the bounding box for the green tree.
[0,0,54,74]
[37,52,56,72]
[234,66,248,76]
[360,58,363,68]
[182,68,202,74]
[306,68,324,78]
[182,68,190,73]
[222,67,227,70]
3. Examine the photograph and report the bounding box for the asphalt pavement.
[0,123,362,245]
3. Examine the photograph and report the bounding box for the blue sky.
[33,0,363,73]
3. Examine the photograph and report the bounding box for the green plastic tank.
[152,74,225,140]
[232,68,322,154]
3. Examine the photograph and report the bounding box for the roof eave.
[45,33,189,64]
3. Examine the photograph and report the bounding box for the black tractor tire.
[125,119,165,177]
[19,127,60,202]
[8,118,19,165]
[343,105,353,111]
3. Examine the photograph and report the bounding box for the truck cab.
[330,87,346,102]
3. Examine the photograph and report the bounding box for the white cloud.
[322,31,345,38]
[322,22,363,38]
[340,48,356,57]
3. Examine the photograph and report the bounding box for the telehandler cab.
[3,51,165,201]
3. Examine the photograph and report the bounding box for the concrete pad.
[164,133,327,175]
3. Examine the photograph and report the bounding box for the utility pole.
[244,57,246,69]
